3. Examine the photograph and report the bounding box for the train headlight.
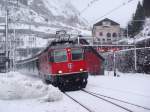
[80,69,83,72]
[67,49,71,52]
[58,70,63,74]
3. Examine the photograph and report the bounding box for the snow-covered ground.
[0,72,62,101]
[0,71,150,112]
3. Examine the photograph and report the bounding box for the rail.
[82,89,150,111]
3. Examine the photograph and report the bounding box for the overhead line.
[91,0,135,24]
[81,44,135,47]
[79,0,101,15]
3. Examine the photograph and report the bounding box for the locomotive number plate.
[68,63,73,69]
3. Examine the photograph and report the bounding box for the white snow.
[43,0,78,17]
[0,71,150,112]
[0,72,62,101]
[87,71,150,108]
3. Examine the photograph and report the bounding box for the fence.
[103,47,150,74]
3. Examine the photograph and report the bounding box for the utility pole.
[12,0,19,71]
[5,0,9,72]
[127,26,129,39]
[12,26,16,71]
[113,51,116,77]
[134,37,137,72]
[5,0,8,57]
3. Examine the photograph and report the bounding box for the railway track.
[64,93,94,112]
[82,89,150,111]
[64,89,150,112]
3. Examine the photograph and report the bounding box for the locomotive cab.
[47,46,88,90]
[50,48,86,74]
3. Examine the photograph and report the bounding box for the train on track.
[16,32,82,90]
[16,31,105,91]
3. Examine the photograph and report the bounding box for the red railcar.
[85,50,104,75]
[80,39,105,75]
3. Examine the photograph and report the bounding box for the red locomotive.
[16,31,88,91]
[39,41,88,90]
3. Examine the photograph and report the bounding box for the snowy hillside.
[30,0,87,28]
[0,0,88,30]
[42,0,79,17]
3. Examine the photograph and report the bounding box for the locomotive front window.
[54,50,67,62]
[71,49,83,61]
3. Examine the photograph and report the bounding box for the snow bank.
[0,72,63,101]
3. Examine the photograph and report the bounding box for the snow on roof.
[94,18,120,26]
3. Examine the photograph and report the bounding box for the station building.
[92,18,122,44]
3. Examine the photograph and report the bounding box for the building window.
[107,38,111,41]
[99,32,103,36]
[113,33,117,37]
[97,38,101,41]
[107,33,111,37]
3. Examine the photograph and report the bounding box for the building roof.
[94,18,120,26]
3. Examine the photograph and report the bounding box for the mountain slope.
[30,0,86,27]
[0,0,87,30]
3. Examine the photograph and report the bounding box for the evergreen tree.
[127,20,134,37]
[126,2,145,37]
[126,13,135,37]
[132,2,145,36]
[143,0,150,17]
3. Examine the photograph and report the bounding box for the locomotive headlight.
[58,70,63,74]
[80,69,83,72]
[67,49,71,52]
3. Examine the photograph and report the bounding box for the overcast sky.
[71,0,143,27]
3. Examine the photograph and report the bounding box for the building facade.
[92,18,121,44]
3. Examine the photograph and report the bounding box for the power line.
[90,0,135,24]
[77,0,102,25]
[79,0,101,15]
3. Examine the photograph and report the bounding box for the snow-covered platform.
[0,71,150,112]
